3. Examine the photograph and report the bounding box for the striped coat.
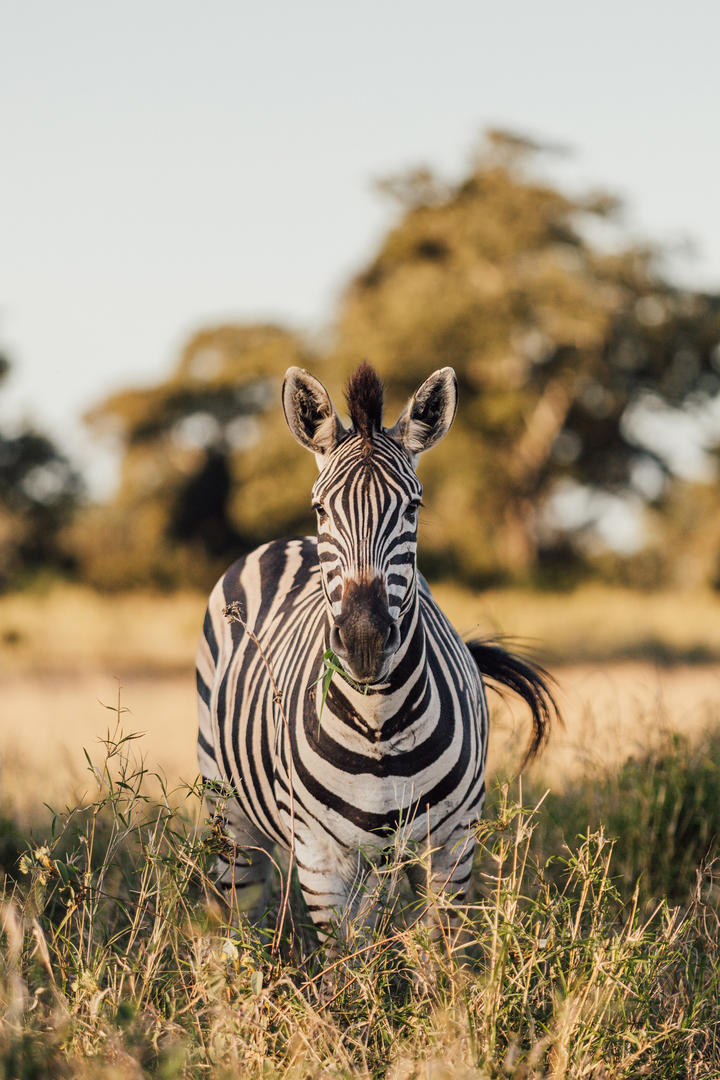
[197,364,553,937]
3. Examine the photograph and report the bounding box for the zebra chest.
[289,724,437,802]
[281,703,469,845]
[267,661,480,857]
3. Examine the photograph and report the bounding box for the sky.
[2,0,720,495]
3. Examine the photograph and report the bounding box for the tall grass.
[2,710,720,1077]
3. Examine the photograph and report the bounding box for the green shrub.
[520,729,720,906]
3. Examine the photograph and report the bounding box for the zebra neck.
[322,593,428,738]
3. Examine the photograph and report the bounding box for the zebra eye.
[405,500,422,521]
[313,502,328,523]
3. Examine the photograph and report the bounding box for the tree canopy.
[72,325,319,588]
[76,133,720,589]
[0,354,83,587]
[329,134,720,580]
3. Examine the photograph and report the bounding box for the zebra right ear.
[389,367,458,457]
[282,367,347,461]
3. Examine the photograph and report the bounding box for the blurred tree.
[77,132,720,589]
[71,325,318,589]
[0,353,83,588]
[633,480,720,590]
[328,131,720,581]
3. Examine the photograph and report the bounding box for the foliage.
[70,325,316,590]
[3,718,720,1076]
[74,132,720,589]
[641,480,720,590]
[0,354,83,589]
[329,133,720,581]
[524,728,720,905]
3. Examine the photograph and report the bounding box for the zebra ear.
[282,367,347,460]
[389,367,458,456]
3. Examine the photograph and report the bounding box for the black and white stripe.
[197,364,554,935]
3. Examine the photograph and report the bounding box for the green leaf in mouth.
[310,648,370,733]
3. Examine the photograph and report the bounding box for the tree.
[78,132,720,588]
[72,324,318,589]
[0,353,83,587]
[327,132,720,581]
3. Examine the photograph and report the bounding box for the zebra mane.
[345,363,384,447]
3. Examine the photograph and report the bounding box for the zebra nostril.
[384,622,400,654]
[329,624,348,658]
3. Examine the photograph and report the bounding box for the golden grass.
[491,660,720,781]
[0,673,197,815]
[0,585,204,676]
[432,580,720,662]
[3,584,720,1077]
[5,730,720,1079]
[2,661,720,820]
[3,581,719,678]
[4,587,720,812]
[2,582,720,813]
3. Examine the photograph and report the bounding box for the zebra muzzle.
[330,578,401,683]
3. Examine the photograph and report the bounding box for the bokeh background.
[3,0,720,809]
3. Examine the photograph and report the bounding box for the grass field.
[2,583,720,805]
[2,583,720,1077]
[4,581,720,676]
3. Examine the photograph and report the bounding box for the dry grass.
[4,662,720,819]
[433,580,720,664]
[2,583,720,1076]
[491,660,720,782]
[3,724,720,1079]
[0,585,204,676]
[0,674,197,815]
[2,582,720,678]
[2,583,720,813]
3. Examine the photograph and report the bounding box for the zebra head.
[282,363,457,684]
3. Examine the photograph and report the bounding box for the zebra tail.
[465,639,560,769]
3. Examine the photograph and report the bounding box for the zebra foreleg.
[213,845,276,923]
[206,795,276,924]
[405,829,476,969]
[295,848,392,1000]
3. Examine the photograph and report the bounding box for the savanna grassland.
[2,583,720,1078]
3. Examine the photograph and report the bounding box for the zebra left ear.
[389,367,458,456]
[282,367,347,461]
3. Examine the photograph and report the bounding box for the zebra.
[196,362,555,944]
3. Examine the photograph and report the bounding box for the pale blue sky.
[2,1,720,492]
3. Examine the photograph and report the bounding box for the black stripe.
[198,728,215,759]
[203,608,218,663]
[196,669,211,706]
[290,661,474,836]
